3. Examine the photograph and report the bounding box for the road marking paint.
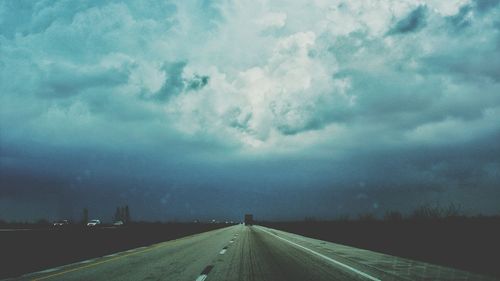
[220,249,227,254]
[258,227,381,281]
[104,253,118,258]
[200,265,214,274]
[195,274,208,281]
[195,265,214,281]
[36,268,61,274]
[76,259,94,264]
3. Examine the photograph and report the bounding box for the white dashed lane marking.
[195,265,214,281]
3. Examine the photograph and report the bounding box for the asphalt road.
[14,225,496,281]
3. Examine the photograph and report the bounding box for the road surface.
[13,225,495,281]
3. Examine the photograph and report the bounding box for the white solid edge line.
[257,227,381,281]
[195,274,208,281]
[104,253,118,258]
[36,268,62,274]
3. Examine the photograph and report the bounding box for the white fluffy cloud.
[1,0,500,155]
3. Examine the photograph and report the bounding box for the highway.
[16,225,495,281]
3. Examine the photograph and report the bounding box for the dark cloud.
[422,50,500,82]
[154,61,187,100]
[447,0,500,30]
[149,62,209,101]
[2,128,499,221]
[1,0,500,221]
[447,5,473,30]
[40,64,131,98]
[388,6,427,34]
[186,74,210,91]
[473,0,500,13]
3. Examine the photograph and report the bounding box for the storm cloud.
[388,5,427,34]
[1,0,499,221]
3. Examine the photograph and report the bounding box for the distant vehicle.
[87,219,101,227]
[244,214,253,226]
[113,220,124,226]
[53,220,69,227]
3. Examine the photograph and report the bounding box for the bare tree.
[124,205,131,223]
[82,208,89,225]
[114,207,121,222]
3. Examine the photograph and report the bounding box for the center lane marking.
[195,275,208,281]
[257,227,381,281]
[195,265,214,281]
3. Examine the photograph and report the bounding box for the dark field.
[261,216,500,279]
[0,223,230,279]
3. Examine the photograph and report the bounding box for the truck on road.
[244,214,253,226]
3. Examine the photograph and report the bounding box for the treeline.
[114,205,131,224]
[297,203,499,223]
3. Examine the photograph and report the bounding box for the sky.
[1,0,500,222]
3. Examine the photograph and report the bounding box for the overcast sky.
[1,0,499,222]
